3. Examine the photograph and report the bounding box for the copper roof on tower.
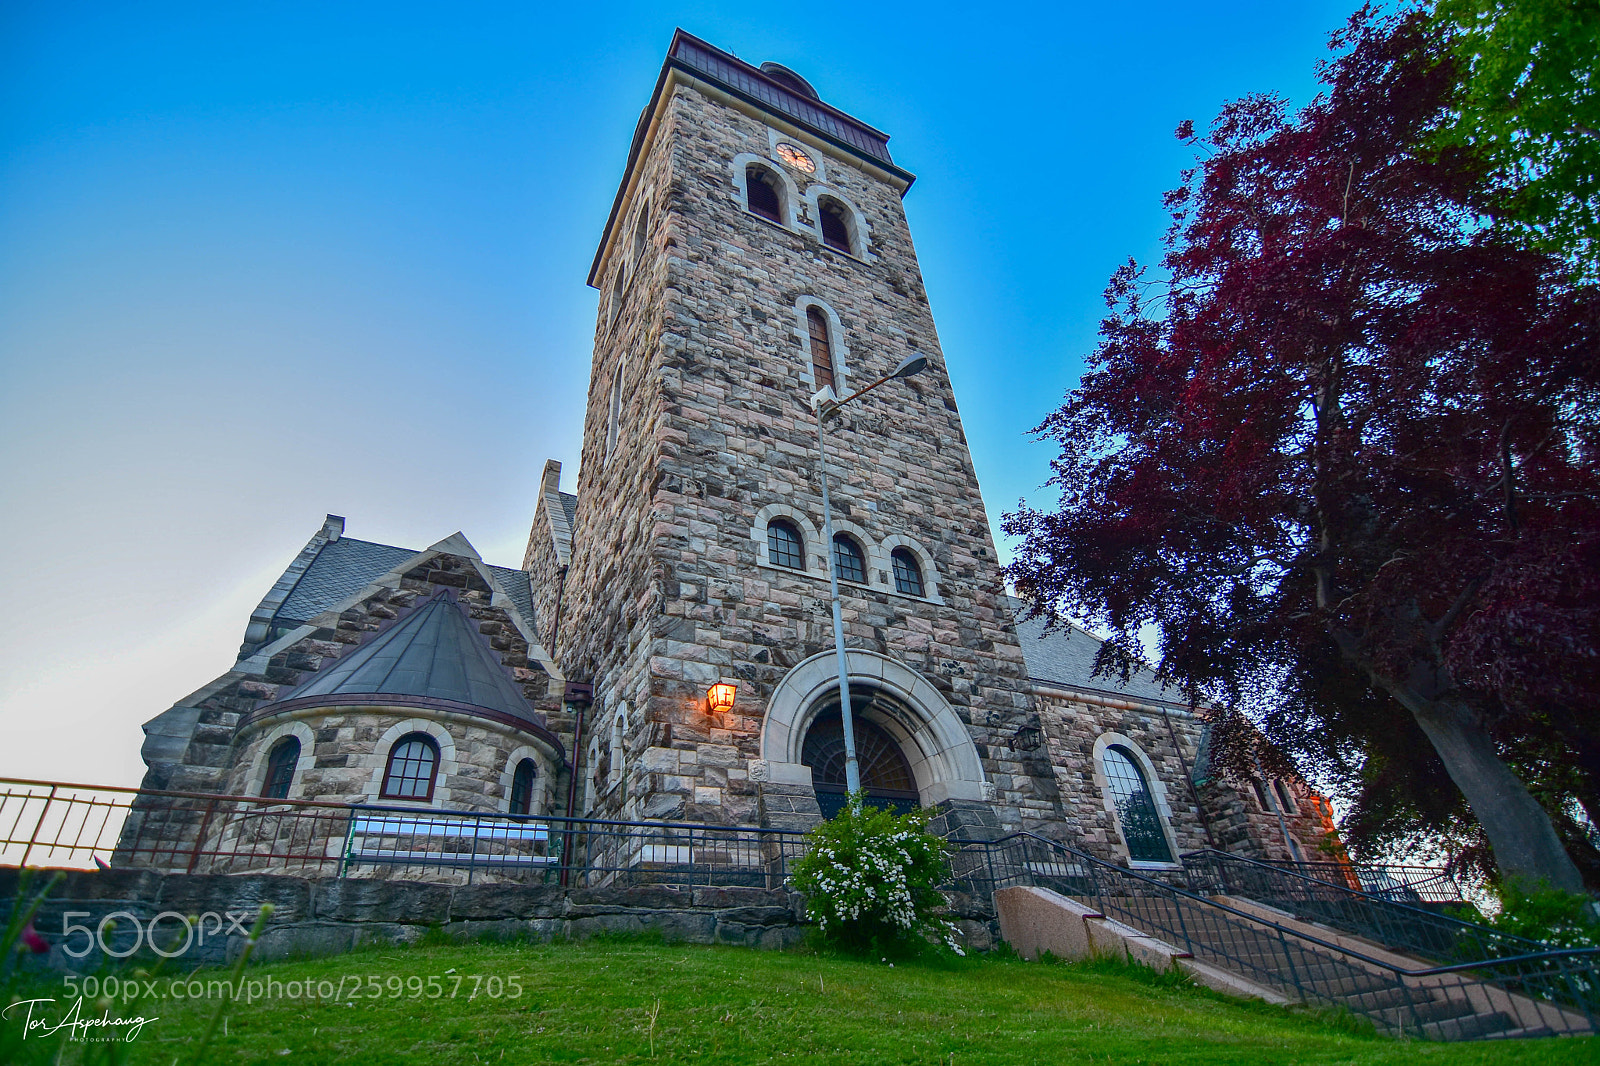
[588,30,914,287]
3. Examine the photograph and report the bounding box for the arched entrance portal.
[801,685,921,818]
[760,650,990,815]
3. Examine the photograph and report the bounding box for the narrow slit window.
[807,307,835,391]
[632,205,649,262]
[1273,779,1297,814]
[1250,778,1271,811]
[890,548,924,596]
[819,200,851,253]
[745,165,782,223]
[605,361,624,463]
[767,520,804,569]
[262,737,299,800]
[381,733,440,801]
[610,267,626,326]
[832,534,866,583]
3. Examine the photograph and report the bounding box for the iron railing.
[1182,849,1541,964]
[954,833,1599,1040]
[0,778,805,890]
[1269,857,1468,905]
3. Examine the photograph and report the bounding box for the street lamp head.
[891,353,928,379]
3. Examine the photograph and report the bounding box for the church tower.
[525,32,1059,836]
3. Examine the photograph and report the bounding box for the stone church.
[134,31,1333,872]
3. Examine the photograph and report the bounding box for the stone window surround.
[243,720,317,801]
[804,187,872,262]
[792,296,851,397]
[361,718,461,809]
[748,504,944,605]
[498,745,552,816]
[748,131,876,264]
[758,649,988,808]
[1091,732,1182,871]
[732,154,801,229]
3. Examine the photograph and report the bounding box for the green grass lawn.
[12,937,1596,1065]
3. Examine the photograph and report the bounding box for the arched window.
[832,534,866,583]
[262,736,300,800]
[767,519,804,569]
[890,548,924,596]
[1103,745,1173,863]
[1273,779,1298,814]
[509,758,536,816]
[609,267,626,326]
[632,204,649,262]
[819,199,852,254]
[605,361,624,463]
[745,164,783,223]
[381,733,440,801]
[611,710,628,793]
[1249,778,1271,811]
[806,307,835,391]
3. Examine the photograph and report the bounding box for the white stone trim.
[499,745,552,816]
[751,503,822,572]
[361,718,461,808]
[243,720,316,800]
[792,296,852,395]
[878,534,944,605]
[1091,732,1182,868]
[761,650,987,807]
[803,185,873,262]
[730,153,801,230]
[826,518,874,588]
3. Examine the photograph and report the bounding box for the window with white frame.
[1102,745,1173,863]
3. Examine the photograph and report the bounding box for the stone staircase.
[971,834,1598,1041]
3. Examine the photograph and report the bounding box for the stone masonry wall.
[125,555,571,861]
[0,869,998,969]
[554,80,1061,833]
[1035,689,1213,863]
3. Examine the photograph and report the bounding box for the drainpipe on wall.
[1160,704,1217,850]
[560,681,594,887]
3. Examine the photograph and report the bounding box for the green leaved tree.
[1433,0,1600,276]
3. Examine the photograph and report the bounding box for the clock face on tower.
[775,142,815,173]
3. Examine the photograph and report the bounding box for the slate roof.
[1011,601,1183,707]
[559,492,578,530]
[273,535,538,638]
[274,592,539,723]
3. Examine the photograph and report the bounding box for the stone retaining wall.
[0,869,997,969]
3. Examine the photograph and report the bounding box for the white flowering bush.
[789,794,963,956]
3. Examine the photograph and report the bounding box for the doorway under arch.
[800,684,922,817]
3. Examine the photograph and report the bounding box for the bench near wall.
[0,869,999,969]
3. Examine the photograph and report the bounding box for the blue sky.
[0,0,1356,784]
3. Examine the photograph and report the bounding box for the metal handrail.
[980,833,1592,977]
[1181,847,1548,961]
[959,831,1599,1038]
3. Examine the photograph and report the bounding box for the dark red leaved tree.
[1004,8,1600,890]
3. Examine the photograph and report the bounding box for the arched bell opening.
[800,684,923,818]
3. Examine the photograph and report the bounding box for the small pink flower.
[21,920,48,954]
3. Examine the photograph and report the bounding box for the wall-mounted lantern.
[706,682,737,714]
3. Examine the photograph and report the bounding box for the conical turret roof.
[277,591,538,723]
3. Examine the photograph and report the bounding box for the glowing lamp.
[706,682,737,713]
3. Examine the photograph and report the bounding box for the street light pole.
[810,352,929,800]
[814,402,860,794]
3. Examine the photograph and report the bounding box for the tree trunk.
[1407,699,1585,892]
